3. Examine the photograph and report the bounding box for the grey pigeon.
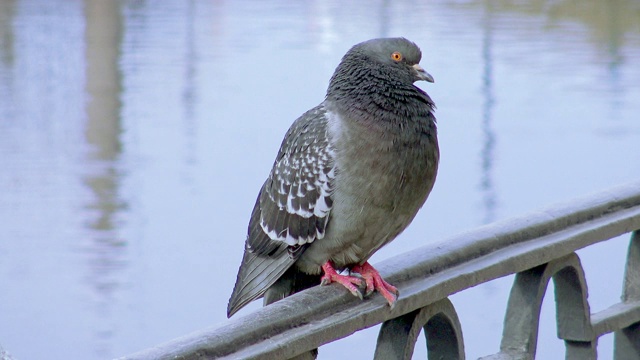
[227,37,438,318]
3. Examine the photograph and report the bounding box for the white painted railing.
[119,180,640,359]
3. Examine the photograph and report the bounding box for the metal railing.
[120,180,640,360]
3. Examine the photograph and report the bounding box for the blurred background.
[0,0,639,359]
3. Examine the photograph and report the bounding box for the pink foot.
[351,262,399,307]
[320,261,364,299]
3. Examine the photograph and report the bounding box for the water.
[0,0,638,359]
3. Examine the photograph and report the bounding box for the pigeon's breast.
[296,108,439,272]
[328,108,438,212]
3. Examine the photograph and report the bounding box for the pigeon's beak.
[412,64,434,83]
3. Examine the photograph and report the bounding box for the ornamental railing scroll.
[119,180,640,360]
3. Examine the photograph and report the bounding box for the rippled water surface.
[1,1,639,359]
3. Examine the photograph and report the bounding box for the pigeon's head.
[331,38,434,88]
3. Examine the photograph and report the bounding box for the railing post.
[614,230,640,359]
[482,253,595,360]
[374,298,465,360]
[565,340,597,359]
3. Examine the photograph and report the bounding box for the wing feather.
[227,105,336,317]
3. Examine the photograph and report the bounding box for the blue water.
[0,0,639,359]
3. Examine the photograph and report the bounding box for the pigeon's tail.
[227,251,321,359]
[227,246,295,318]
[263,266,322,306]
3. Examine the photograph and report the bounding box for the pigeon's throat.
[329,90,433,132]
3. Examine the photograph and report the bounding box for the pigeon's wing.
[227,105,336,317]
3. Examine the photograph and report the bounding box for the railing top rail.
[120,180,640,360]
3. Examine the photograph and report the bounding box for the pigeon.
[227,37,438,318]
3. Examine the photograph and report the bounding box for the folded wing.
[227,105,336,317]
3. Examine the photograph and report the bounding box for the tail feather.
[227,246,295,317]
[227,249,321,358]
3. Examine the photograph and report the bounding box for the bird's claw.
[320,261,400,306]
[351,262,399,308]
[321,262,364,300]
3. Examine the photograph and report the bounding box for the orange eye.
[391,52,403,61]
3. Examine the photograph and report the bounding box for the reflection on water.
[377,0,391,38]
[0,1,638,359]
[480,0,497,224]
[0,0,15,67]
[84,0,127,358]
[181,0,198,172]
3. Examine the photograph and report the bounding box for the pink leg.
[320,261,364,299]
[351,261,399,307]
